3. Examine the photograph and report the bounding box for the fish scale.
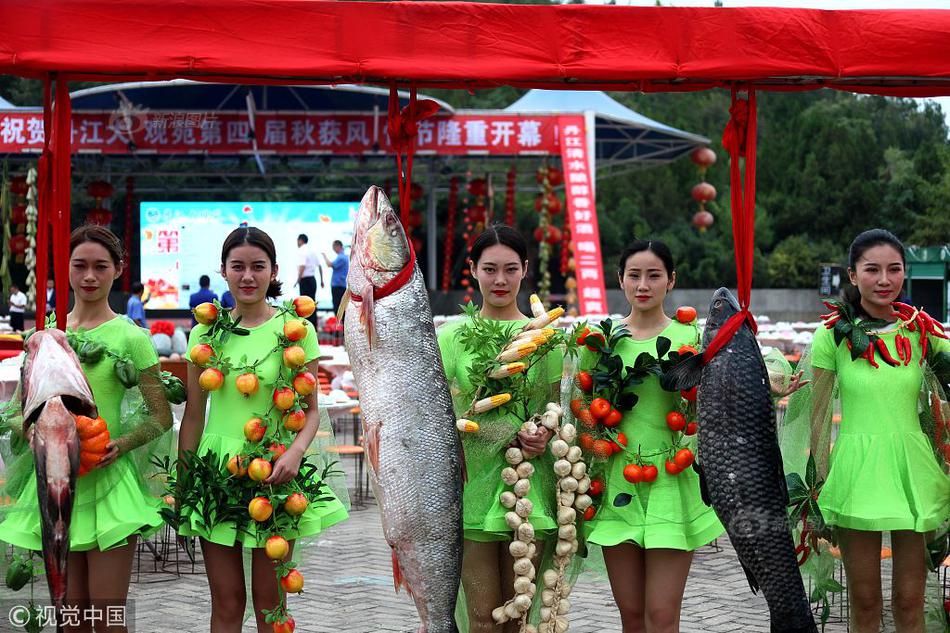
[669,288,817,633]
[344,185,463,633]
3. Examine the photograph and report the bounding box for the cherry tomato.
[641,464,658,482]
[685,422,698,436]
[588,478,605,496]
[674,448,694,470]
[603,408,623,428]
[665,411,686,432]
[575,371,593,393]
[677,344,698,356]
[590,398,611,420]
[623,464,643,484]
[676,306,697,323]
[665,460,683,475]
[585,332,606,352]
[681,387,697,402]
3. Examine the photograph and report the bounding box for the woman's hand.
[771,370,810,398]
[266,447,304,485]
[96,441,121,468]
[517,426,553,459]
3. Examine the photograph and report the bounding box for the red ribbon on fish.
[387,84,440,229]
[348,236,416,347]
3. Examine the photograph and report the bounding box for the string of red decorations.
[504,165,516,227]
[690,147,717,232]
[86,180,114,226]
[441,176,459,293]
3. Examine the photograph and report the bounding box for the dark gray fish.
[21,328,98,631]
[664,288,817,633]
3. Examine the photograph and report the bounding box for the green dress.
[582,321,724,550]
[180,311,348,547]
[811,322,950,532]
[0,317,166,552]
[437,317,562,542]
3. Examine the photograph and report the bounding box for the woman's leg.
[889,530,926,633]
[199,538,247,633]
[643,548,692,633]
[461,539,504,633]
[251,541,296,633]
[83,538,137,633]
[64,550,91,633]
[603,542,647,633]
[839,528,883,633]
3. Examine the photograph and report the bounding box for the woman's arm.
[267,357,321,485]
[178,362,209,460]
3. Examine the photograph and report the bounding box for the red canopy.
[1,2,949,97]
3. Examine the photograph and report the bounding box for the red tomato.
[588,478,605,496]
[674,448,694,470]
[589,398,611,420]
[665,411,686,432]
[623,464,643,484]
[615,432,628,448]
[676,306,698,323]
[603,408,623,428]
[665,460,682,475]
[681,387,698,402]
[641,464,658,482]
[575,371,593,392]
[585,332,606,352]
[677,344,699,356]
[576,326,590,346]
[583,506,597,521]
[685,422,698,436]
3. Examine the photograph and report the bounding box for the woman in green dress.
[578,240,724,633]
[0,224,174,631]
[806,229,949,633]
[437,225,562,633]
[178,227,347,632]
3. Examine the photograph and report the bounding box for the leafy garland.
[158,297,326,632]
[569,318,699,514]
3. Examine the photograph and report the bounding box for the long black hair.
[469,224,529,266]
[221,226,283,299]
[842,229,905,317]
[616,239,675,278]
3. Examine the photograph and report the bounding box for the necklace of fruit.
[821,299,947,368]
[571,309,700,515]
[454,296,584,633]
[191,297,317,633]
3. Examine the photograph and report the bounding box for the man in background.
[189,275,218,326]
[296,234,322,326]
[45,279,56,316]
[126,282,148,328]
[8,284,26,333]
[322,240,349,317]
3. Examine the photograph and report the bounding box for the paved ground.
[113,498,862,633]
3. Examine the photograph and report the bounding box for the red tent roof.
[1,2,949,96]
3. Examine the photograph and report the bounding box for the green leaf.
[785,476,809,505]
[655,336,671,358]
[849,329,870,356]
[805,455,817,488]
[617,391,639,410]
[613,493,633,507]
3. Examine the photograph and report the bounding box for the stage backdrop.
[140,200,356,310]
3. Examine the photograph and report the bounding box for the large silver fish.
[343,185,463,633]
[21,328,97,629]
[664,288,817,633]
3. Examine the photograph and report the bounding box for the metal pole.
[425,161,439,290]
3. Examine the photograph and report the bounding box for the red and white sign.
[0,111,560,155]
[558,115,607,316]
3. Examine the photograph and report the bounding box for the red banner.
[559,115,607,316]
[0,111,560,155]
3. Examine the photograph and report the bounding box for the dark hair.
[131,282,144,294]
[199,275,211,288]
[616,239,675,277]
[70,224,123,266]
[842,229,906,316]
[469,225,529,266]
[221,227,283,299]
[333,240,343,249]
[297,234,308,244]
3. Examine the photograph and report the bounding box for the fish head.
[702,287,741,347]
[349,185,411,290]
[21,329,97,431]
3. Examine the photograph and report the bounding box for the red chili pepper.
[902,335,913,365]
[920,334,929,366]
[875,338,900,367]
[892,301,916,317]
[894,334,907,364]
[864,345,879,369]
[819,311,836,320]
[824,315,841,329]
[822,301,838,312]
[846,340,853,351]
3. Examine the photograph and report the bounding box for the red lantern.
[467,178,488,197]
[536,167,563,187]
[8,176,28,197]
[534,193,562,215]
[692,210,715,232]
[467,203,486,224]
[690,147,717,170]
[87,180,115,201]
[534,225,562,245]
[9,234,28,259]
[10,204,27,226]
[691,182,717,203]
[87,208,113,226]
[410,182,425,202]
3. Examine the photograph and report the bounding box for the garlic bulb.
[513,594,533,613]
[546,403,563,417]
[559,476,579,492]
[500,491,517,509]
[573,494,592,511]
[553,460,572,477]
[513,575,533,594]
[557,507,576,525]
[492,606,508,624]
[513,478,531,497]
[571,462,587,479]
[543,569,559,588]
[566,446,583,463]
[558,524,576,541]
[559,424,576,443]
[509,540,529,558]
[515,498,534,518]
[505,512,523,529]
[512,557,533,576]
[516,461,535,479]
[558,491,575,508]
[576,476,591,494]
[501,467,519,485]
[541,588,556,606]
[550,439,569,458]
[517,522,535,542]
[505,447,524,465]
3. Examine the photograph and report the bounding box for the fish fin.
[660,352,704,391]
[739,560,760,594]
[364,420,381,474]
[391,549,414,597]
[336,289,351,322]
[692,460,712,507]
[361,282,376,349]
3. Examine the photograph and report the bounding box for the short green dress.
[582,321,724,550]
[0,317,167,552]
[811,322,950,532]
[437,316,562,542]
[180,311,348,547]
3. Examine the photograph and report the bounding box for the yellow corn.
[473,393,512,413]
[488,362,527,379]
[529,294,546,318]
[516,327,555,342]
[456,419,480,433]
[526,307,565,331]
[497,342,537,362]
